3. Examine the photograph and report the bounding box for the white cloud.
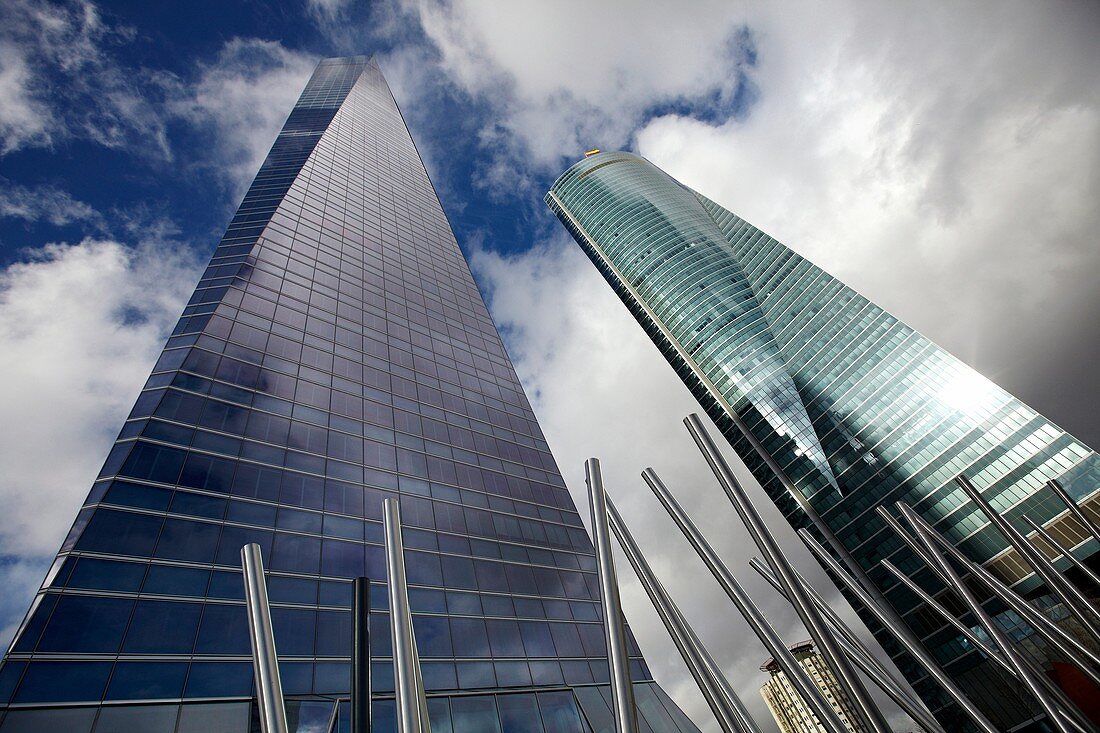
[0,180,105,229]
[373,0,755,199]
[0,1,316,187]
[0,0,172,157]
[633,0,1100,447]
[0,236,202,647]
[0,45,53,153]
[170,38,319,197]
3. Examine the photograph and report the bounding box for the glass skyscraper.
[547,151,1100,730]
[0,60,700,733]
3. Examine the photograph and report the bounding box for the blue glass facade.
[0,62,699,733]
[547,151,1100,730]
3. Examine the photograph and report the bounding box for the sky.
[1,1,1098,730]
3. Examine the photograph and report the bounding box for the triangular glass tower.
[0,59,700,733]
[547,151,1100,731]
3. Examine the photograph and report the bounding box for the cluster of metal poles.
[240,496,427,733]
[585,413,1100,733]
[235,410,1099,733]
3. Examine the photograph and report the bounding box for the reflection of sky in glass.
[549,150,1100,729]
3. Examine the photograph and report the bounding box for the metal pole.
[241,543,289,733]
[1047,479,1100,547]
[682,414,892,733]
[1024,515,1100,590]
[880,560,1095,733]
[644,468,851,733]
[897,502,1075,733]
[955,475,1100,643]
[383,497,430,733]
[586,458,639,733]
[607,497,762,733]
[749,558,946,733]
[352,576,371,733]
[798,529,1000,733]
[882,506,1100,685]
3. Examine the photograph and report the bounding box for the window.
[412,615,452,657]
[537,690,588,733]
[156,518,220,563]
[271,533,321,574]
[175,703,250,733]
[455,661,495,689]
[449,696,502,733]
[449,618,489,657]
[119,442,186,484]
[196,604,250,655]
[494,661,531,687]
[184,662,252,698]
[271,608,316,655]
[92,704,179,732]
[217,526,273,566]
[519,621,556,657]
[485,619,524,657]
[404,551,442,586]
[105,662,188,700]
[76,509,162,557]
[143,565,210,597]
[123,600,202,654]
[0,707,97,733]
[38,595,133,653]
[67,558,145,592]
[498,693,544,733]
[315,610,351,656]
[13,661,111,703]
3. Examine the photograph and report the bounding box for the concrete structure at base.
[759,642,868,733]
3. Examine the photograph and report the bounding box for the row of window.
[91,479,592,571]
[50,555,602,621]
[0,682,699,733]
[139,380,556,490]
[110,428,577,536]
[102,441,587,550]
[20,592,621,660]
[0,654,652,705]
[72,507,599,595]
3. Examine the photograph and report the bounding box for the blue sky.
[0,0,760,270]
[1,2,1098,730]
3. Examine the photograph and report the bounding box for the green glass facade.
[547,151,1100,730]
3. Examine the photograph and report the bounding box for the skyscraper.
[0,60,701,733]
[547,151,1100,729]
[759,642,868,733]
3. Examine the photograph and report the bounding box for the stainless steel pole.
[882,506,1100,685]
[383,497,431,733]
[879,560,1095,733]
[955,475,1100,643]
[898,502,1074,733]
[586,458,639,733]
[241,543,289,733]
[352,576,371,733]
[748,558,945,733]
[608,497,761,733]
[1047,479,1100,547]
[683,414,892,733]
[1023,515,1100,590]
[798,529,1000,733]
[644,468,851,733]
